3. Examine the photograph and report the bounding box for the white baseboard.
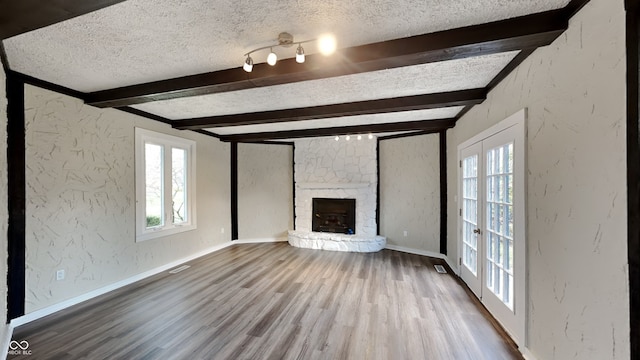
[234,237,287,244]
[384,244,459,273]
[11,241,236,328]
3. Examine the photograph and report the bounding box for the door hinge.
[459,258,462,266]
[459,160,462,168]
[459,209,462,216]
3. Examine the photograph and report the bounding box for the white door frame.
[456,109,527,347]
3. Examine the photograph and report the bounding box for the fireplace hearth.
[312,198,356,234]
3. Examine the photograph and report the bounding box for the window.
[135,128,196,241]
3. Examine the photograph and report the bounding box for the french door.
[458,110,526,346]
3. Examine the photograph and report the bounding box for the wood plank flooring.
[9,243,523,360]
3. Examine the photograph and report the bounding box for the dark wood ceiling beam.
[85,9,568,108]
[172,88,485,130]
[0,0,128,40]
[217,118,456,142]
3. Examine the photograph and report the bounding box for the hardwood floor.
[9,243,522,360]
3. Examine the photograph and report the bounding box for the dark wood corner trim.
[231,142,239,241]
[6,72,26,320]
[626,4,640,359]
[376,139,381,235]
[292,143,296,231]
[439,130,448,255]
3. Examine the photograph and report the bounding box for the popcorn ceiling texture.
[379,134,440,253]
[446,0,628,358]
[211,106,465,136]
[24,85,231,313]
[134,52,518,119]
[4,0,566,92]
[294,138,377,237]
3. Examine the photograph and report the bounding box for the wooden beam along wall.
[172,89,486,130]
[83,10,569,108]
[218,119,456,142]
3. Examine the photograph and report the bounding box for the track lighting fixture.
[243,32,335,72]
[333,134,375,141]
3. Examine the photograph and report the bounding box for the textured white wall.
[294,138,377,236]
[446,0,628,358]
[0,66,9,330]
[238,143,293,241]
[24,85,231,313]
[380,134,440,252]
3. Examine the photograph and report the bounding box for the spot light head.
[267,49,278,66]
[335,136,340,141]
[296,44,305,63]
[243,55,253,72]
[368,133,374,140]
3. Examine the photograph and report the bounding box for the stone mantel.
[288,230,386,253]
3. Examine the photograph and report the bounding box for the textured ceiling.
[2,0,572,140]
[132,52,518,119]
[4,0,568,92]
[208,107,464,135]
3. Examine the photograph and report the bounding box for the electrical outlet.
[56,269,65,281]
[403,230,408,237]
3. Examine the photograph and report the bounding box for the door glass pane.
[485,142,514,310]
[145,143,164,228]
[172,148,187,224]
[462,154,479,275]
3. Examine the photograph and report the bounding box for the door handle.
[473,228,481,234]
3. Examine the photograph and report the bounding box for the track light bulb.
[296,44,305,63]
[318,34,337,56]
[335,136,340,141]
[345,135,351,141]
[267,49,277,66]
[357,135,362,140]
[243,55,253,72]
[368,133,373,139]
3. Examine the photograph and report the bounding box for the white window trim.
[135,128,196,242]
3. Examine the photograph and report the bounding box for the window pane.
[172,148,187,224]
[145,143,164,228]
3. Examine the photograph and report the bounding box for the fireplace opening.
[312,198,356,234]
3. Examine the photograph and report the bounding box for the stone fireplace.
[312,198,356,234]
[288,138,385,252]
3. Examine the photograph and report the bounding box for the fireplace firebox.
[312,198,356,234]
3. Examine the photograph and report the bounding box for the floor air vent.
[434,265,447,274]
[169,265,191,274]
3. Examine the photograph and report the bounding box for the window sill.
[136,223,196,242]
